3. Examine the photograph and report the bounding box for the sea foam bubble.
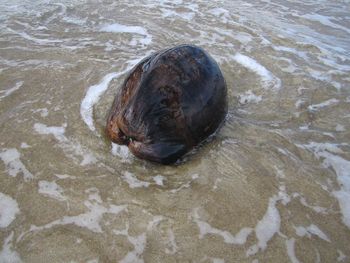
[100,23,152,46]
[232,53,281,90]
[0,232,23,263]
[0,193,20,228]
[0,148,33,181]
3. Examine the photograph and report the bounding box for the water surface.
[0,0,350,262]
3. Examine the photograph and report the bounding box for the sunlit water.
[0,0,350,262]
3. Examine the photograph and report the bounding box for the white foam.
[20,143,30,149]
[80,153,97,166]
[295,99,305,109]
[170,175,198,193]
[62,16,87,26]
[209,7,229,17]
[301,142,350,228]
[160,8,195,21]
[120,233,146,263]
[34,123,66,140]
[315,249,321,263]
[29,191,126,233]
[294,224,330,242]
[123,172,150,188]
[100,23,152,46]
[335,124,345,132]
[153,175,165,186]
[333,190,350,229]
[32,108,49,117]
[0,148,34,181]
[168,10,194,21]
[146,216,164,231]
[337,250,346,262]
[298,196,327,214]
[80,57,143,134]
[213,178,222,190]
[192,174,199,180]
[303,14,350,35]
[247,187,290,256]
[180,12,195,21]
[9,29,62,45]
[0,193,20,228]
[38,181,66,201]
[209,7,231,24]
[34,122,97,166]
[234,33,253,45]
[101,23,147,36]
[165,229,178,255]
[273,46,308,60]
[80,73,119,132]
[308,69,342,90]
[193,208,252,245]
[160,8,177,19]
[247,196,280,256]
[308,98,339,111]
[55,173,76,179]
[111,143,131,162]
[113,225,147,263]
[0,81,23,99]
[232,53,281,90]
[238,90,262,104]
[286,238,300,263]
[0,232,23,263]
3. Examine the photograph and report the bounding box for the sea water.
[0,0,349,262]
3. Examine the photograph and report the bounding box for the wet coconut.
[106,45,227,164]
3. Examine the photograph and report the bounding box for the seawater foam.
[246,196,281,256]
[238,90,262,104]
[111,143,131,163]
[0,232,23,263]
[119,232,146,263]
[80,73,120,132]
[208,7,231,23]
[8,28,63,45]
[294,224,330,242]
[0,148,33,181]
[0,193,20,228]
[114,215,174,263]
[335,124,345,132]
[28,191,126,234]
[38,180,66,202]
[100,23,152,46]
[80,56,152,161]
[286,238,300,263]
[232,53,281,90]
[164,229,178,254]
[247,186,290,256]
[153,175,165,186]
[80,57,145,133]
[301,142,350,229]
[33,123,65,140]
[0,81,23,100]
[34,123,97,166]
[307,98,339,111]
[122,171,150,189]
[302,14,350,35]
[193,208,253,245]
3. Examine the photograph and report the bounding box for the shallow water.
[0,0,350,262]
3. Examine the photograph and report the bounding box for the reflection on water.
[0,0,349,262]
